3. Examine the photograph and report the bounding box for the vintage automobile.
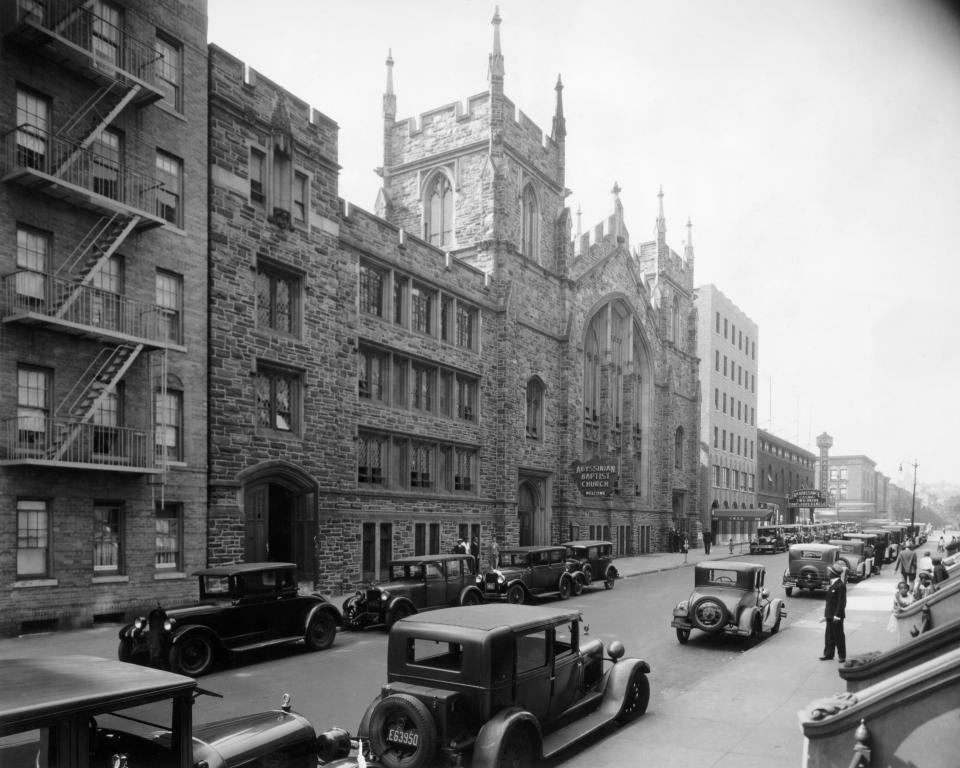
[749,526,786,554]
[0,655,323,768]
[561,539,619,590]
[861,527,895,563]
[670,561,786,645]
[829,539,873,581]
[782,543,841,596]
[342,554,484,630]
[842,532,882,574]
[479,544,582,603]
[350,604,650,768]
[118,561,342,676]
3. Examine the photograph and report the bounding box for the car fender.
[762,599,785,631]
[598,658,651,718]
[386,595,417,616]
[169,624,225,652]
[505,578,527,594]
[458,585,483,604]
[735,606,758,634]
[305,601,343,630]
[471,706,542,768]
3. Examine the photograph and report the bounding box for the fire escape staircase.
[50,343,143,462]
[51,212,140,320]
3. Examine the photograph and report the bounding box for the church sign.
[573,461,618,497]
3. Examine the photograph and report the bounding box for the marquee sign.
[573,460,618,497]
[788,489,832,508]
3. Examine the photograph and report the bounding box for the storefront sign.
[573,461,617,496]
[788,489,831,508]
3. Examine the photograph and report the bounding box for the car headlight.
[133,616,146,630]
[675,600,689,614]
[497,574,505,584]
[380,590,390,601]
[163,618,177,631]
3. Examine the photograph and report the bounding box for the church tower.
[377,8,568,280]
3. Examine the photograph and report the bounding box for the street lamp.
[899,460,918,531]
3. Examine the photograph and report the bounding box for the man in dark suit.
[820,563,847,662]
[895,542,918,588]
[703,530,712,554]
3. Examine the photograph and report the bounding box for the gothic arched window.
[674,427,684,469]
[526,378,544,440]
[424,172,453,247]
[521,183,539,262]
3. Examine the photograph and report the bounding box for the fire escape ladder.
[54,80,143,178]
[53,213,139,319]
[50,343,143,461]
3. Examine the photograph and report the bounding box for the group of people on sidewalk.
[885,538,951,632]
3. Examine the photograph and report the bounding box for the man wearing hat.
[819,563,847,662]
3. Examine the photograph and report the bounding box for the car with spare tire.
[671,561,786,645]
[117,561,342,676]
[782,543,842,596]
[342,553,483,630]
[480,544,582,603]
[345,603,650,768]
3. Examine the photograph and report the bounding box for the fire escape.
[1,0,173,472]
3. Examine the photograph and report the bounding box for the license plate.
[484,583,496,591]
[387,727,419,747]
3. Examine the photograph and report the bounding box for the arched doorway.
[241,463,317,579]
[517,481,539,546]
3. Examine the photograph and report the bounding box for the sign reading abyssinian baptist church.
[573,461,618,497]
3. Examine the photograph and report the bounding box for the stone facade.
[0,0,209,635]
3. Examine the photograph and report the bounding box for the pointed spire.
[270,94,293,156]
[684,217,694,261]
[488,6,504,81]
[552,74,566,141]
[656,186,666,239]
[383,49,396,119]
[576,204,582,238]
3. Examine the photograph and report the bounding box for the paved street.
[0,546,910,767]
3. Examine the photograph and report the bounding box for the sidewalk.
[582,546,901,768]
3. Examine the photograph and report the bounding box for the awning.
[711,508,775,522]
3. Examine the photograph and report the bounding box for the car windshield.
[500,551,531,567]
[757,528,779,537]
[203,575,231,595]
[390,563,425,581]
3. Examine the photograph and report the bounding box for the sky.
[207,0,960,491]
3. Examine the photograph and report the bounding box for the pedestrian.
[681,534,689,563]
[488,537,500,571]
[894,542,917,588]
[470,537,480,567]
[932,555,949,586]
[938,535,945,553]
[668,527,678,553]
[913,571,936,600]
[453,537,467,554]
[819,563,847,663]
[703,530,712,555]
[886,580,914,632]
[918,550,934,578]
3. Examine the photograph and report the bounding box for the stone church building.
[206,10,701,595]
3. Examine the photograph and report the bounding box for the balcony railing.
[2,270,179,347]
[0,416,159,472]
[2,126,166,225]
[4,0,162,93]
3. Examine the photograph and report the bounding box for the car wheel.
[118,639,148,665]
[506,584,526,604]
[676,628,690,645]
[460,589,481,606]
[572,576,584,596]
[558,576,572,600]
[168,635,214,677]
[368,693,437,768]
[770,611,782,635]
[617,666,650,723]
[305,611,337,651]
[690,597,728,632]
[581,564,593,585]
[748,614,764,646]
[785,586,794,597]
[386,603,413,630]
[604,569,617,590]
[496,722,536,768]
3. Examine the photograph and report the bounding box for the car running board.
[226,635,305,653]
[541,697,611,759]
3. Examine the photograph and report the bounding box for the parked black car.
[342,553,484,630]
[118,562,342,676]
[350,604,650,767]
[0,656,322,768]
[479,545,581,603]
[562,539,619,590]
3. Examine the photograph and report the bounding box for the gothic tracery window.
[424,172,453,247]
[521,183,539,262]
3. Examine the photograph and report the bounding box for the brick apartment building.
[206,10,701,596]
[756,429,817,524]
[0,0,209,634]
